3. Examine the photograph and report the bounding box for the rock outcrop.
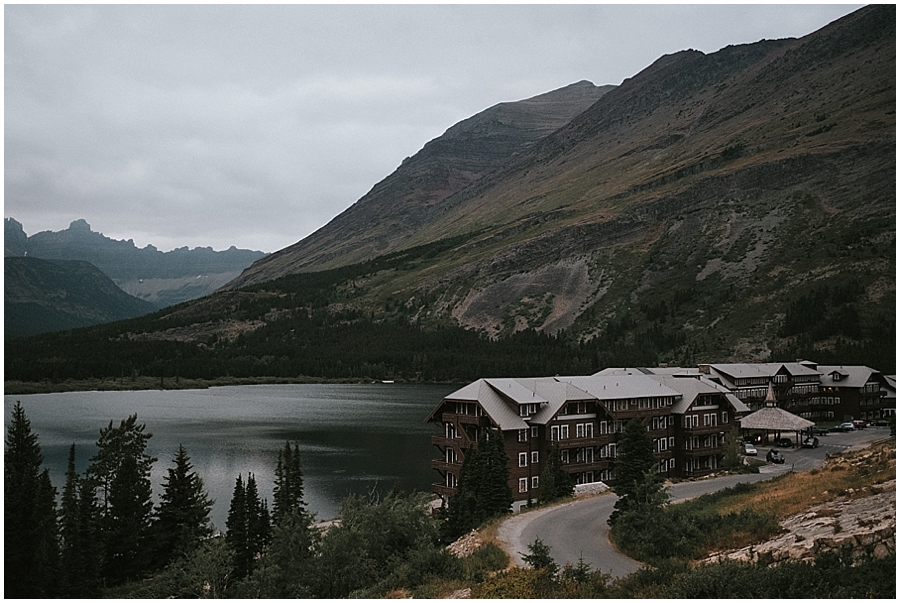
[712,479,896,565]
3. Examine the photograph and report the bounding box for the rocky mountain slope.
[5,218,266,307]
[227,80,613,284]
[230,5,894,363]
[5,256,156,338]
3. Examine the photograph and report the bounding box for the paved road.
[496,427,891,578]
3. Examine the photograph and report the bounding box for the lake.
[4,383,456,531]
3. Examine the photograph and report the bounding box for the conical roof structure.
[740,406,814,431]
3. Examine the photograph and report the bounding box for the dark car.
[874,419,890,428]
[766,449,785,464]
[830,422,854,433]
[809,427,829,436]
[776,437,793,448]
[852,420,868,429]
[802,436,819,448]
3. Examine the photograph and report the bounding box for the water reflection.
[4,383,454,530]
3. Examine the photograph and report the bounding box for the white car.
[743,442,757,456]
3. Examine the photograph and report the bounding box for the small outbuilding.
[740,382,814,444]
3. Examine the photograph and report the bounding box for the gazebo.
[739,382,814,445]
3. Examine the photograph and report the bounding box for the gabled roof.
[529,378,593,425]
[817,365,880,388]
[646,374,750,415]
[708,362,821,381]
[484,378,549,405]
[562,374,681,401]
[425,379,529,431]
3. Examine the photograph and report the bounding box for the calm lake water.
[4,383,455,531]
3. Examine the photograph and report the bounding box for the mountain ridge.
[227,80,614,285]
[5,217,267,307]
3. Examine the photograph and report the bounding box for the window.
[518,429,528,443]
[609,443,617,458]
[532,476,540,489]
[446,473,457,488]
[518,452,528,467]
[586,423,594,438]
[519,478,528,493]
[560,449,570,463]
[531,451,539,464]
[551,426,559,441]
[531,426,539,438]
[576,423,585,438]
[721,412,729,424]
[599,421,608,435]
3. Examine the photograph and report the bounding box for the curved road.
[496,428,890,577]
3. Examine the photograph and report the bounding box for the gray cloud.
[5,4,862,252]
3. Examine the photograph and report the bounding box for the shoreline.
[4,376,463,396]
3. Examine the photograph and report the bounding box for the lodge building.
[425,361,894,510]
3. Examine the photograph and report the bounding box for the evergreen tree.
[226,473,270,579]
[442,428,512,540]
[74,475,103,596]
[4,401,59,597]
[246,473,271,557]
[154,444,213,568]
[86,414,157,584]
[481,428,513,516]
[273,441,306,524]
[59,443,81,594]
[538,443,574,504]
[722,427,743,470]
[609,417,662,525]
[226,475,250,578]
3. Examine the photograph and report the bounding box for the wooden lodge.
[425,361,894,510]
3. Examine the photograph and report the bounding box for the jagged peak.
[68,218,92,231]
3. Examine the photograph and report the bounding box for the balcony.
[683,445,725,457]
[431,483,455,498]
[553,435,613,447]
[683,423,724,436]
[431,459,460,473]
[442,412,491,427]
[431,434,474,449]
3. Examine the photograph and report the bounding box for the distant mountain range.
[5,218,266,308]
[6,5,895,384]
[5,256,156,338]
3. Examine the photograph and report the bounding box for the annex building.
[425,361,894,510]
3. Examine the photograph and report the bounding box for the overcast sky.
[5,4,863,253]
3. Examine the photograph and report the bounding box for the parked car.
[809,426,829,436]
[802,436,819,448]
[776,437,793,448]
[743,442,757,456]
[874,419,890,428]
[766,449,785,464]
[830,422,854,433]
[852,420,868,429]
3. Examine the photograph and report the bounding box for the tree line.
[5,403,531,598]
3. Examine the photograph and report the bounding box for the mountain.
[5,256,157,338]
[229,5,894,352]
[5,218,267,307]
[6,6,895,385]
[228,80,613,284]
